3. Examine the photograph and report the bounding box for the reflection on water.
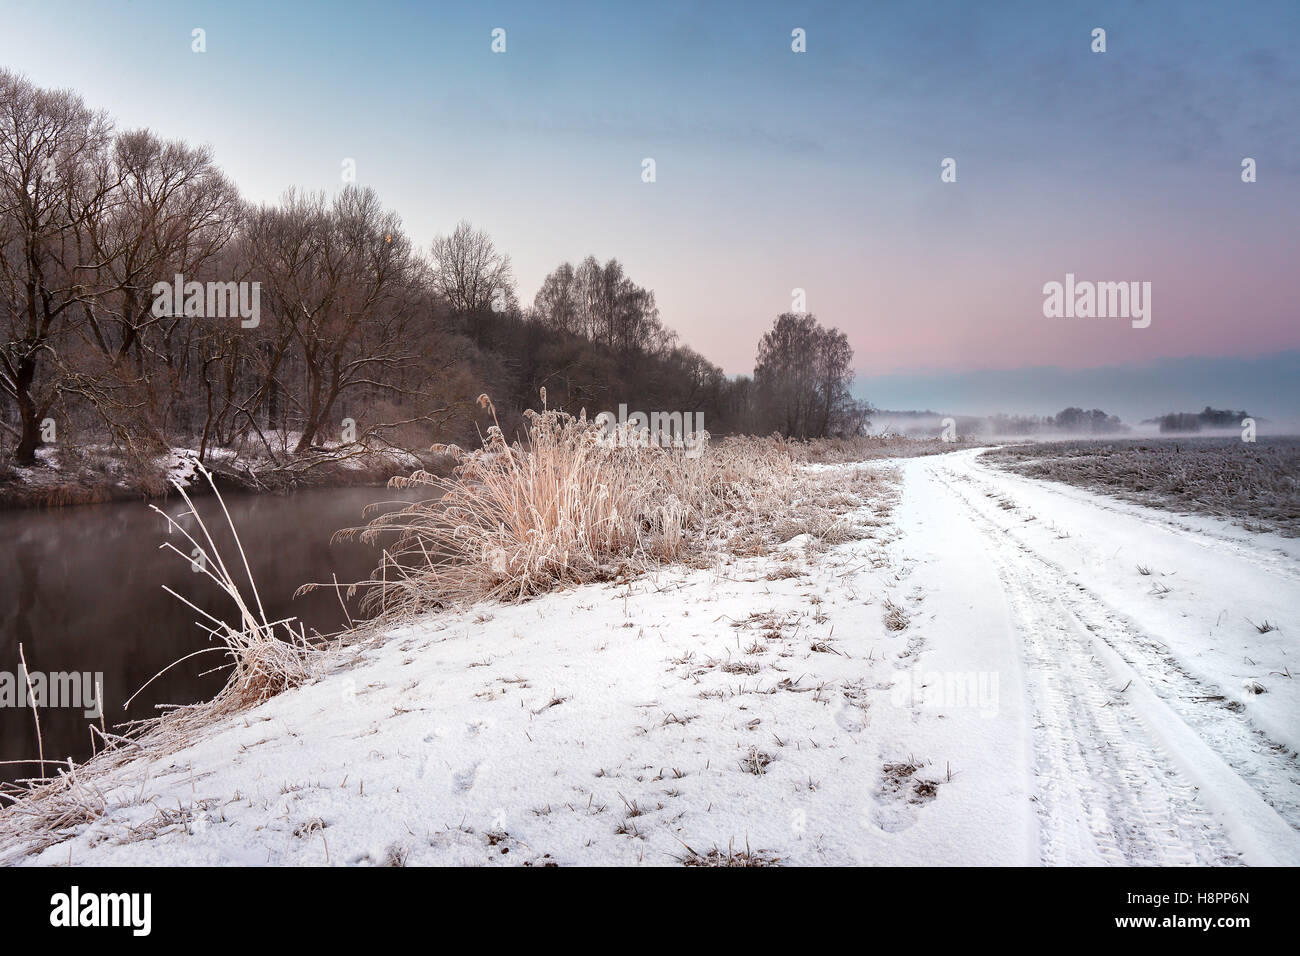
[0,484,420,784]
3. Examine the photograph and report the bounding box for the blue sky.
[2,0,1296,421]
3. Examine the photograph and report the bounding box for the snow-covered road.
[895,450,1300,866]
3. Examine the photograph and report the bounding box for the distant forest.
[0,70,869,474]
[1144,407,1252,433]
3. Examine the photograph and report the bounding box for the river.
[0,484,422,785]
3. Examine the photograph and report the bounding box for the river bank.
[0,443,430,510]
[0,431,977,511]
[0,480,430,786]
[0,455,908,865]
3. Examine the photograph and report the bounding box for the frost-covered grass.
[329,395,890,616]
[984,437,1300,536]
[794,434,989,463]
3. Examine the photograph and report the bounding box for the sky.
[1,0,1296,422]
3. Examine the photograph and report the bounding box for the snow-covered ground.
[9,450,1298,866]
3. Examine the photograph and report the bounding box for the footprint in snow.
[868,762,940,833]
[453,762,479,793]
[834,700,869,733]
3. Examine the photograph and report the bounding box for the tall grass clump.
[339,394,817,615]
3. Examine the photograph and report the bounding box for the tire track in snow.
[916,459,1274,865]
[934,460,1300,840]
[958,500,1236,862]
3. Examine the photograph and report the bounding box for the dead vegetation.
[330,392,897,615]
[794,435,983,464]
[740,746,776,776]
[880,760,943,805]
[677,837,782,867]
[881,598,910,631]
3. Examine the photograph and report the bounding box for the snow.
[10,450,1299,866]
[164,449,201,486]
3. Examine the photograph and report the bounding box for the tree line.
[0,70,866,475]
[1149,407,1251,433]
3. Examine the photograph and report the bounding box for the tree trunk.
[11,360,41,465]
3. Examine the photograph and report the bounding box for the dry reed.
[328,394,891,616]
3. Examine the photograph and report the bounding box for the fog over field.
[862,351,1300,434]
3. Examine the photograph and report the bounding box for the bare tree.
[244,187,432,454]
[753,312,864,439]
[82,130,242,444]
[0,70,117,463]
[532,260,580,334]
[429,219,515,344]
[537,256,666,356]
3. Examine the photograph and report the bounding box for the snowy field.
[5,449,1298,866]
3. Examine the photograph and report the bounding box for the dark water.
[0,484,419,784]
